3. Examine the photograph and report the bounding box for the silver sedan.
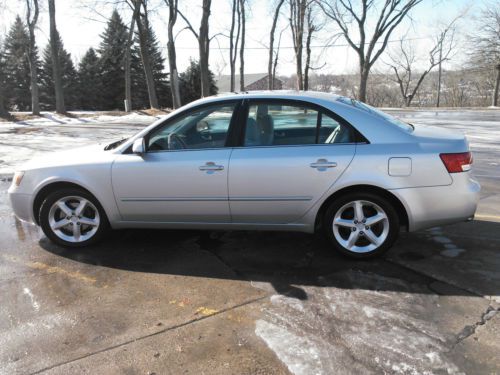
[8,91,480,258]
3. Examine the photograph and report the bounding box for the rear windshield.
[337,97,414,132]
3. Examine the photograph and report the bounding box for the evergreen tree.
[2,16,35,111]
[77,48,103,110]
[0,43,9,116]
[179,59,217,104]
[39,30,78,110]
[131,24,171,109]
[98,10,129,110]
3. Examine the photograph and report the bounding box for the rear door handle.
[310,159,337,170]
[199,162,224,171]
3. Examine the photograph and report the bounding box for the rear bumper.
[390,173,480,232]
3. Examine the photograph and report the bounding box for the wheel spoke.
[365,213,386,226]
[354,201,364,222]
[346,231,359,249]
[364,229,380,246]
[74,199,88,216]
[334,218,356,228]
[72,223,81,241]
[56,201,72,216]
[51,219,70,230]
[79,217,98,227]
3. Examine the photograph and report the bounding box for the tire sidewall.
[324,192,399,259]
[39,188,108,247]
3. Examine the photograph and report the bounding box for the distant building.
[216,73,283,93]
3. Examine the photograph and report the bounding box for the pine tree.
[39,30,78,110]
[98,10,129,110]
[0,45,10,116]
[77,48,103,110]
[179,59,217,104]
[131,24,171,109]
[2,16,35,111]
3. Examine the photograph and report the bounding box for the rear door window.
[243,101,353,147]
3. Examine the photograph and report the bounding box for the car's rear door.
[112,101,239,223]
[228,99,356,223]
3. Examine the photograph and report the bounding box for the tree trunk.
[48,0,65,114]
[124,2,141,112]
[239,0,245,91]
[290,0,306,90]
[304,8,314,92]
[358,63,369,102]
[199,0,212,97]
[136,4,159,109]
[268,0,285,90]
[493,64,500,107]
[26,0,40,115]
[436,44,443,107]
[229,0,240,92]
[167,0,181,108]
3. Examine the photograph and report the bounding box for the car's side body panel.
[111,149,232,222]
[228,144,356,223]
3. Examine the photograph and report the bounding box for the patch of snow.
[255,320,323,375]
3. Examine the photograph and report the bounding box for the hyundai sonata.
[8,91,480,258]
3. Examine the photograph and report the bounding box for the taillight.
[440,152,473,173]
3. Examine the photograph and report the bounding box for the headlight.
[13,171,25,186]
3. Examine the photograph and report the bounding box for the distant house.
[216,73,283,93]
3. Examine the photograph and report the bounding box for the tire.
[323,192,399,259]
[39,188,109,247]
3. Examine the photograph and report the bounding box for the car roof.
[200,90,342,103]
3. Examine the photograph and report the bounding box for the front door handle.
[310,159,337,170]
[199,162,224,171]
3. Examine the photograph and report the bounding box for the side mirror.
[132,138,145,154]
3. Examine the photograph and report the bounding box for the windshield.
[337,97,414,132]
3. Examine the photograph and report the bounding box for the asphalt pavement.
[0,108,499,375]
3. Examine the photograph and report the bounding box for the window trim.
[140,99,243,153]
[234,98,368,148]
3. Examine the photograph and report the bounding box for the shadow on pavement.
[37,219,500,300]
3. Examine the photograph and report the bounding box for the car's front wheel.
[39,188,108,247]
[324,192,399,258]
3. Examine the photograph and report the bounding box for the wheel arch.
[315,184,409,231]
[33,181,103,225]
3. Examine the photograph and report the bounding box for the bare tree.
[135,0,159,109]
[468,4,500,106]
[124,0,141,112]
[48,0,65,113]
[25,0,40,115]
[388,21,457,107]
[239,0,246,91]
[229,0,241,91]
[289,0,308,90]
[178,0,213,97]
[268,0,286,89]
[304,4,322,90]
[165,0,181,108]
[318,0,423,102]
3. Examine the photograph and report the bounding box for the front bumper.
[390,173,480,232]
[8,184,35,224]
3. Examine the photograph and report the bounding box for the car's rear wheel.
[324,192,399,258]
[39,188,108,247]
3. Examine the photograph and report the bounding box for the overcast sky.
[0,0,479,78]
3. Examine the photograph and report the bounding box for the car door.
[112,101,239,223]
[228,99,356,223]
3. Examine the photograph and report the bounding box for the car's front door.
[112,101,238,223]
[228,100,357,223]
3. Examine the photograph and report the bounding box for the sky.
[0,0,483,79]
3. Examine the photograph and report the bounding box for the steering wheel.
[168,133,187,150]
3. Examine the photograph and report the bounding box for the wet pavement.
[0,109,499,374]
